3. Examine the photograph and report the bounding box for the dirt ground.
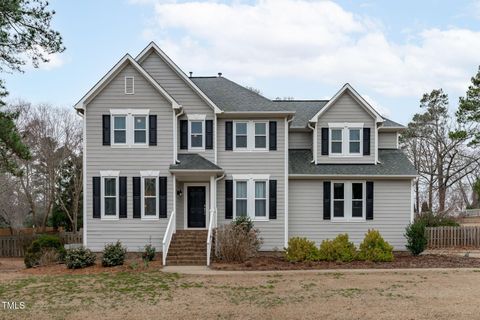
[1,259,480,319]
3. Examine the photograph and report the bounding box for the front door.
[187,186,206,228]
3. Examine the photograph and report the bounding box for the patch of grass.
[326,288,363,298]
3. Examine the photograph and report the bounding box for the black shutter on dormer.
[323,181,331,220]
[366,181,374,220]
[159,177,167,218]
[119,177,127,218]
[102,115,111,146]
[93,177,101,218]
[363,128,371,155]
[269,121,277,150]
[133,177,141,218]
[149,115,157,146]
[225,121,233,151]
[180,120,188,150]
[225,180,233,219]
[206,120,213,149]
[269,180,277,219]
[321,128,329,155]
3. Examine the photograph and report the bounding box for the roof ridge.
[274,99,329,102]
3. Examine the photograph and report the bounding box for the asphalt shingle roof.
[289,149,417,176]
[191,76,405,129]
[169,154,223,171]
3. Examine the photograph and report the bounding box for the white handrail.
[206,208,215,266]
[162,210,176,266]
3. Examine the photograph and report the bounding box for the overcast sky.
[3,0,480,124]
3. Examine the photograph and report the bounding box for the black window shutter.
[159,177,167,218]
[225,121,233,151]
[269,121,277,151]
[102,115,111,146]
[269,180,277,219]
[180,120,188,150]
[149,115,157,146]
[93,177,101,218]
[321,128,329,155]
[119,177,127,218]
[205,120,213,149]
[363,128,371,155]
[323,181,331,220]
[133,177,141,218]
[366,181,374,220]
[225,180,233,219]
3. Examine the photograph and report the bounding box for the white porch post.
[210,175,216,227]
[172,174,176,231]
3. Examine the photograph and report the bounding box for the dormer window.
[125,77,134,94]
[328,123,363,156]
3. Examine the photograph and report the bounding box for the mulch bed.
[211,252,480,271]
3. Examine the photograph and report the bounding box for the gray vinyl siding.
[316,92,376,164]
[289,131,312,149]
[288,179,412,250]
[379,132,398,149]
[140,52,215,162]
[85,63,174,252]
[216,118,286,250]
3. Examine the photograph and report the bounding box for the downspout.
[285,116,293,248]
[173,107,184,164]
[307,122,316,164]
[214,173,225,228]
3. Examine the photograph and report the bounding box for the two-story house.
[74,42,417,265]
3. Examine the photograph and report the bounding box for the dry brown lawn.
[1,261,480,320]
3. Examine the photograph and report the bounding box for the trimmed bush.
[318,234,356,262]
[357,230,394,262]
[24,234,65,268]
[284,237,320,262]
[216,222,263,263]
[65,247,96,269]
[405,221,427,255]
[102,241,127,267]
[142,244,156,262]
[232,216,255,233]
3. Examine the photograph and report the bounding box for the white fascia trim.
[135,42,222,114]
[100,170,120,177]
[328,122,364,128]
[140,170,160,177]
[110,108,150,115]
[232,174,271,180]
[169,169,224,173]
[73,54,181,111]
[309,83,384,123]
[187,114,206,120]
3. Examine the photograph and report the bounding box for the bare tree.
[0,173,29,234]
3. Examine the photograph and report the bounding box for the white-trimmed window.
[110,109,149,147]
[331,181,366,221]
[100,171,120,220]
[328,123,364,156]
[233,175,269,220]
[234,121,269,151]
[189,121,205,149]
[125,76,134,94]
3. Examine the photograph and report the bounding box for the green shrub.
[232,216,255,232]
[142,244,156,262]
[357,230,394,262]
[405,221,427,255]
[415,211,459,227]
[318,234,357,262]
[65,247,96,269]
[24,234,65,268]
[101,241,127,267]
[284,237,320,262]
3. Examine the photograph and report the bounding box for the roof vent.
[218,72,222,77]
[189,71,193,77]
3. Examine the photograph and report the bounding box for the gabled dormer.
[309,84,384,164]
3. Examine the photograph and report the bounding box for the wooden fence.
[0,232,82,257]
[426,226,480,248]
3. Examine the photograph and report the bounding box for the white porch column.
[210,175,216,227]
[172,174,176,231]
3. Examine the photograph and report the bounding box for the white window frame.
[100,171,120,220]
[329,128,343,155]
[328,123,364,157]
[233,121,269,151]
[188,121,205,150]
[110,109,150,148]
[331,181,366,222]
[112,115,128,146]
[254,180,268,219]
[348,128,362,155]
[232,174,270,221]
[140,171,159,220]
[125,76,135,95]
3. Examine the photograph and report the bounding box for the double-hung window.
[330,129,343,154]
[113,116,127,144]
[189,121,204,149]
[234,121,268,150]
[349,128,361,154]
[141,171,159,219]
[329,123,364,156]
[100,171,120,220]
[233,175,269,220]
[110,109,149,147]
[331,181,365,221]
[134,116,147,144]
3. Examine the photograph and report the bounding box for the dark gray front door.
[187,186,206,228]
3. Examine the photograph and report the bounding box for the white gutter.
[173,107,184,163]
[307,122,316,164]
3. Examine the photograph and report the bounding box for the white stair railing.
[206,208,215,266]
[162,210,176,266]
